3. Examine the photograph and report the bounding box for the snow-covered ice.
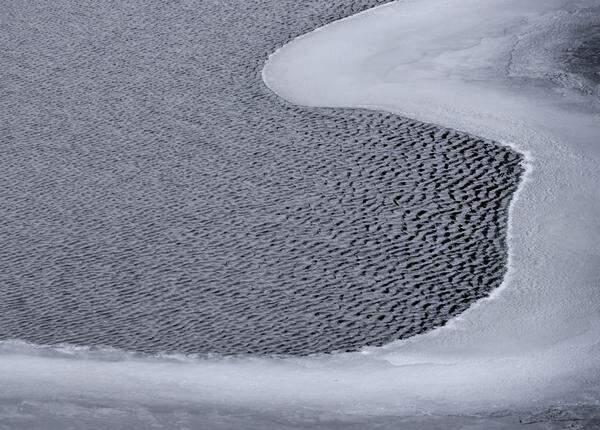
[262,0,600,408]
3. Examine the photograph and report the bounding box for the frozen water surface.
[0,0,520,355]
[1,0,600,428]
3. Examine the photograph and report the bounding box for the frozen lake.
[0,0,521,355]
[1,0,598,428]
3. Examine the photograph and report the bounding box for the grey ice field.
[0,0,521,355]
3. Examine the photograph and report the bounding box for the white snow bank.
[263,0,600,405]
[2,0,599,424]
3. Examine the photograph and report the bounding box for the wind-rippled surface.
[0,0,523,355]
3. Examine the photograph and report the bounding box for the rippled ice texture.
[0,0,521,355]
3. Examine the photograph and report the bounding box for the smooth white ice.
[1,0,599,423]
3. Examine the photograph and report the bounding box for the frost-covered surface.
[1,0,599,428]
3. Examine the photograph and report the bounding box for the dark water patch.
[0,0,523,355]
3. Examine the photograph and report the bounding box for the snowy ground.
[1,0,599,428]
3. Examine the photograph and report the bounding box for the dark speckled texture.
[0,0,523,355]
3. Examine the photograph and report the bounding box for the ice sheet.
[262,0,600,406]
[2,0,599,426]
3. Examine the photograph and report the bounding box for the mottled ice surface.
[1,0,600,428]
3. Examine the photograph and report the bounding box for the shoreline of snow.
[262,0,600,402]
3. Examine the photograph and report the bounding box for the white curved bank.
[263,0,600,406]
[1,0,599,423]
